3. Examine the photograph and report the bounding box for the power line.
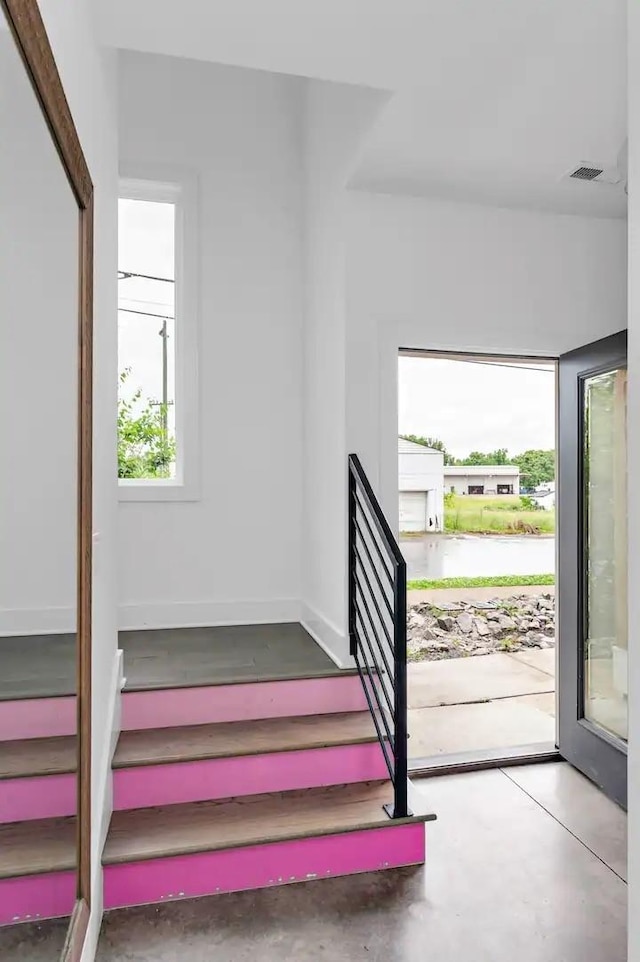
[118,307,174,321]
[118,270,175,284]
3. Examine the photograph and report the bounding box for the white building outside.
[444,465,520,496]
[398,438,444,532]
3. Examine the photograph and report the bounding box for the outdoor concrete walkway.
[408,648,555,760]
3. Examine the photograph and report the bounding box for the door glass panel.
[583,367,627,741]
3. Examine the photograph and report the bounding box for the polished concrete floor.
[92,761,626,962]
[0,916,68,962]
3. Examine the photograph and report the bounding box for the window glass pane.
[118,198,176,479]
[583,367,627,741]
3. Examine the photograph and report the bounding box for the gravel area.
[408,593,555,662]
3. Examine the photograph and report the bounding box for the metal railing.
[348,454,409,819]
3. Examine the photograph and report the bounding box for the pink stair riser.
[0,696,76,741]
[0,871,76,927]
[114,742,388,811]
[121,675,367,731]
[103,822,426,910]
[0,773,76,824]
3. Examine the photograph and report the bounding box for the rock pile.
[407,593,555,662]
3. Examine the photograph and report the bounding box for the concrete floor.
[0,916,68,962]
[408,649,556,759]
[92,761,625,962]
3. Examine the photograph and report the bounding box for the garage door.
[399,491,427,532]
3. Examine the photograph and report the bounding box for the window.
[468,485,484,495]
[118,170,199,501]
[497,484,513,495]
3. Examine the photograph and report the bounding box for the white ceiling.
[98,0,627,218]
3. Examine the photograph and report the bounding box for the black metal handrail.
[348,453,409,819]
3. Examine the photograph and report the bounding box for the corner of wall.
[300,602,353,669]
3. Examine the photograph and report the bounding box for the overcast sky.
[398,356,556,459]
[118,198,175,422]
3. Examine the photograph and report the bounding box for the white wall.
[301,79,388,665]
[627,2,638,957]
[346,191,627,527]
[0,32,77,635]
[36,2,120,958]
[117,51,305,628]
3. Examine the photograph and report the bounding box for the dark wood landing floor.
[0,623,344,700]
[0,633,76,701]
[121,623,346,691]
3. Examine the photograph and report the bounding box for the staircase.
[0,455,432,923]
[101,653,431,910]
[0,696,77,925]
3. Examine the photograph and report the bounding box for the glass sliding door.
[558,331,627,808]
[583,367,628,742]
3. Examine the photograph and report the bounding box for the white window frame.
[118,165,200,502]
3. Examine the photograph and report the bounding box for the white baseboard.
[80,647,123,962]
[97,647,123,862]
[0,605,75,635]
[301,602,353,669]
[118,598,302,631]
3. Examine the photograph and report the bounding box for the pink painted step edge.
[0,696,76,741]
[0,871,76,927]
[104,822,426,910]
[122,674,367,731]
[0,773,76,824]
[114,742,388,811]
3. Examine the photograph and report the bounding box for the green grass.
[444,494,555,535]
[406,573,555,590]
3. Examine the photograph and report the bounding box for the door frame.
[398,348,560,775]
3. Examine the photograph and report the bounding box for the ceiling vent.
[564,163,620,186]
[569,165,603,181]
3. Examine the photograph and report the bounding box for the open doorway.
[398,350,558,770]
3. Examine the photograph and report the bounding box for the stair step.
[0,816,77,925]
[104,781,431,866]
[0,736,77,824]
[0,816,75,878]
[0,735,76,779]
[113,711,378,768]
[121,673,368,730]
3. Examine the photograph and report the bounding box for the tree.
[118,369,176,479]
[399,434,457,465]
[460,448,509,466]
[512,449,555,489]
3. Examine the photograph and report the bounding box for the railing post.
[392,557,409,818]
[348,461,357,658]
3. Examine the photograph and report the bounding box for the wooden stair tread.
[0,816,76,878]
[113,711,378,768]
[104,781,431,865]
[0,734,76,779]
